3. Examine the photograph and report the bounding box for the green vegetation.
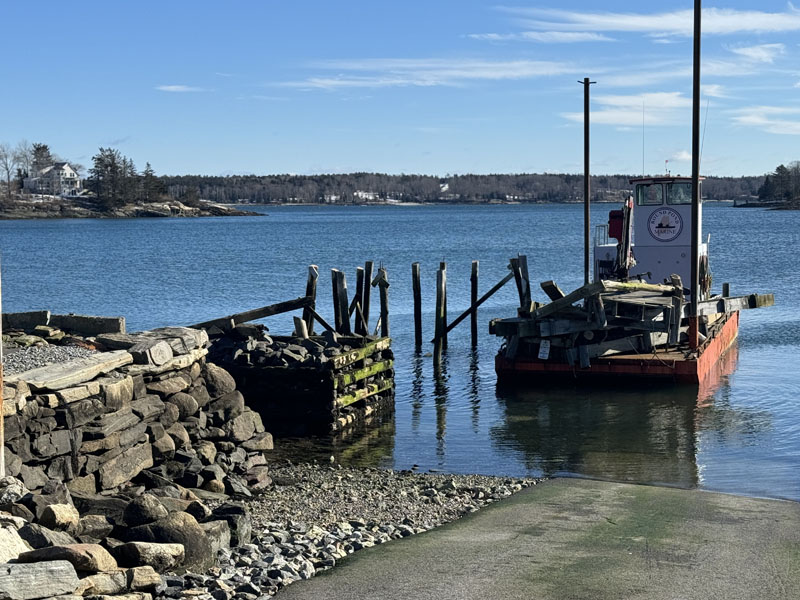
[757,161,800,204]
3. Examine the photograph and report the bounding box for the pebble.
[165,462,540,598]
[2,344,96,375]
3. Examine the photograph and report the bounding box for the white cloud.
[702,84,726,98]
[155,85,207,93]
[283,58,580,89]
[671,150,692,162]
[500,6,800,37]
[468,31,614,43]
[794,80,800,88]
[728,43,785,63]
[562,92,691,126]
[732,106,800,135]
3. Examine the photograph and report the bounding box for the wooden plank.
[432,271,514,343]
[412,262,422,348]
[336,379,394,408]
[509,258,526,308]
[375,267,390,338]
[306,307,336,334]
[190,295,312,330]
[293,316,309,340]
[540,280,566,301]
[351,268,365,332]
[602,280,676,294]
[331,337,392,369]
[518,255,532,308]
[334,359,394,389]
[693,293,774,317]
[533,281,606,320]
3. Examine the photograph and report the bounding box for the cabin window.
[667,182,693,205]
[636,183,663,205]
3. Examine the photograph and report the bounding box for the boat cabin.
[594,176,708,295]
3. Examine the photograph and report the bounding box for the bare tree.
[0,143,18,200]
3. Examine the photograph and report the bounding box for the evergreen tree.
[31,142,53,174]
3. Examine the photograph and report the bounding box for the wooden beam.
[540,280,566,301]
[302,265,319,334]
[432,271,514,343]
[533,281,606,320]
[470,260,479,347]
[190,295,313,330]
[412,262,422,348]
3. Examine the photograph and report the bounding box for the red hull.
[495,311,739,384]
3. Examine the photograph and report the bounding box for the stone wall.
[3,326,272,497]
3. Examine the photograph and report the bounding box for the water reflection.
[467,349,481,432]
[433,354,450,460]
[491,345,741,488]
[410,352,425,432]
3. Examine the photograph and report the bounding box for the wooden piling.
[373,266,390,337]
[331,269,352,335]
[293,316,309,340]
[434,264,447,361]
[362,260,374,330]
[439,262,448,350]
[470,260,479,347]
[722,282,730,298]
[302,264,319,334]
[353,267,366,335]
[432,271,513,343]
[412,262,422,348]
[517,255,532,309]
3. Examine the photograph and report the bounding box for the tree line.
[0,137,772,208]
[757,162,800,204]
[159,172,764,205]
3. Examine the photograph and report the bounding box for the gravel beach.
[164,461,539,598]
[1,344,96,375]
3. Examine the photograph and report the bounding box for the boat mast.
[581,76,596,285]
[690,0,701,348]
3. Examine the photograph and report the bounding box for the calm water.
[1,204,797,500]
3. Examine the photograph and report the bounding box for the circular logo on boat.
[648,208,683,242]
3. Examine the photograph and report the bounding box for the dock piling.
[331,269,352,335]
[354,267,366,335]
[302,265,319,335]
[412,262,423,348]
[470,260,479,347]
[363,260,374,332]
[434,264,447,362]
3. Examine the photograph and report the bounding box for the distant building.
[24,162,82,196]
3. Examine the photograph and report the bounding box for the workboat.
[491,175,773,384]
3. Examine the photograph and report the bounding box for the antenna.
[642,99,645,176]
[700,97,710,171]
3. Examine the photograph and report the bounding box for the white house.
[24,162,82,196]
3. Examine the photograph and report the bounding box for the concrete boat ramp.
[277,479,800,600]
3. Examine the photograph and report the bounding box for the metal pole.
[690,0,702,348]
[580,77,596,284]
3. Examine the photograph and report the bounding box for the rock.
[98,375,135,410]
[3,448,22,478]
[77,514,114,541]
[195,441,217,464]
[55,382,100,404]
[126,566,162,592]
[39,504,80,534]
[130,396,166,421]
[186,384,211,409]
[125,511,213,572]
[70,493,128,524]
[15,350,132,392]
[165,423,190,449]
[73,571,127,596]
[212,503,251,546]
[17,523,79,549]
[208,390,245,422]
[0,476,29,504]
[123,494,169,527]
[54,397,104,429]
[145,374,191,397]
[16,544,118,574]
[98,443,154,490]
[17,465,48,491]
[200,520,231,554]
[241,432,273,452]
[158,402,179,429]
[223,412,257,442]
[245,466,271,491]
[82,407,141,439]
[0,561,80,600]
[66,474,98,496]
[112,542,185,572]
[129,340,174,366]
[202,479,226,494]
[0,523,32,563]
[151,431,176,461]
[166,392,198,420]
[30,429,73,459]
[203,363,236,399]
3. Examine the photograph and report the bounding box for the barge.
[491,176,773,384]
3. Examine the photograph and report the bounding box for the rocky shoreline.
[0,197,261,220]
[165,462,539,598]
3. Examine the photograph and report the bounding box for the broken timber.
[492,270,774,383]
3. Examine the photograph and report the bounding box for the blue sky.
[2,1,800,177]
